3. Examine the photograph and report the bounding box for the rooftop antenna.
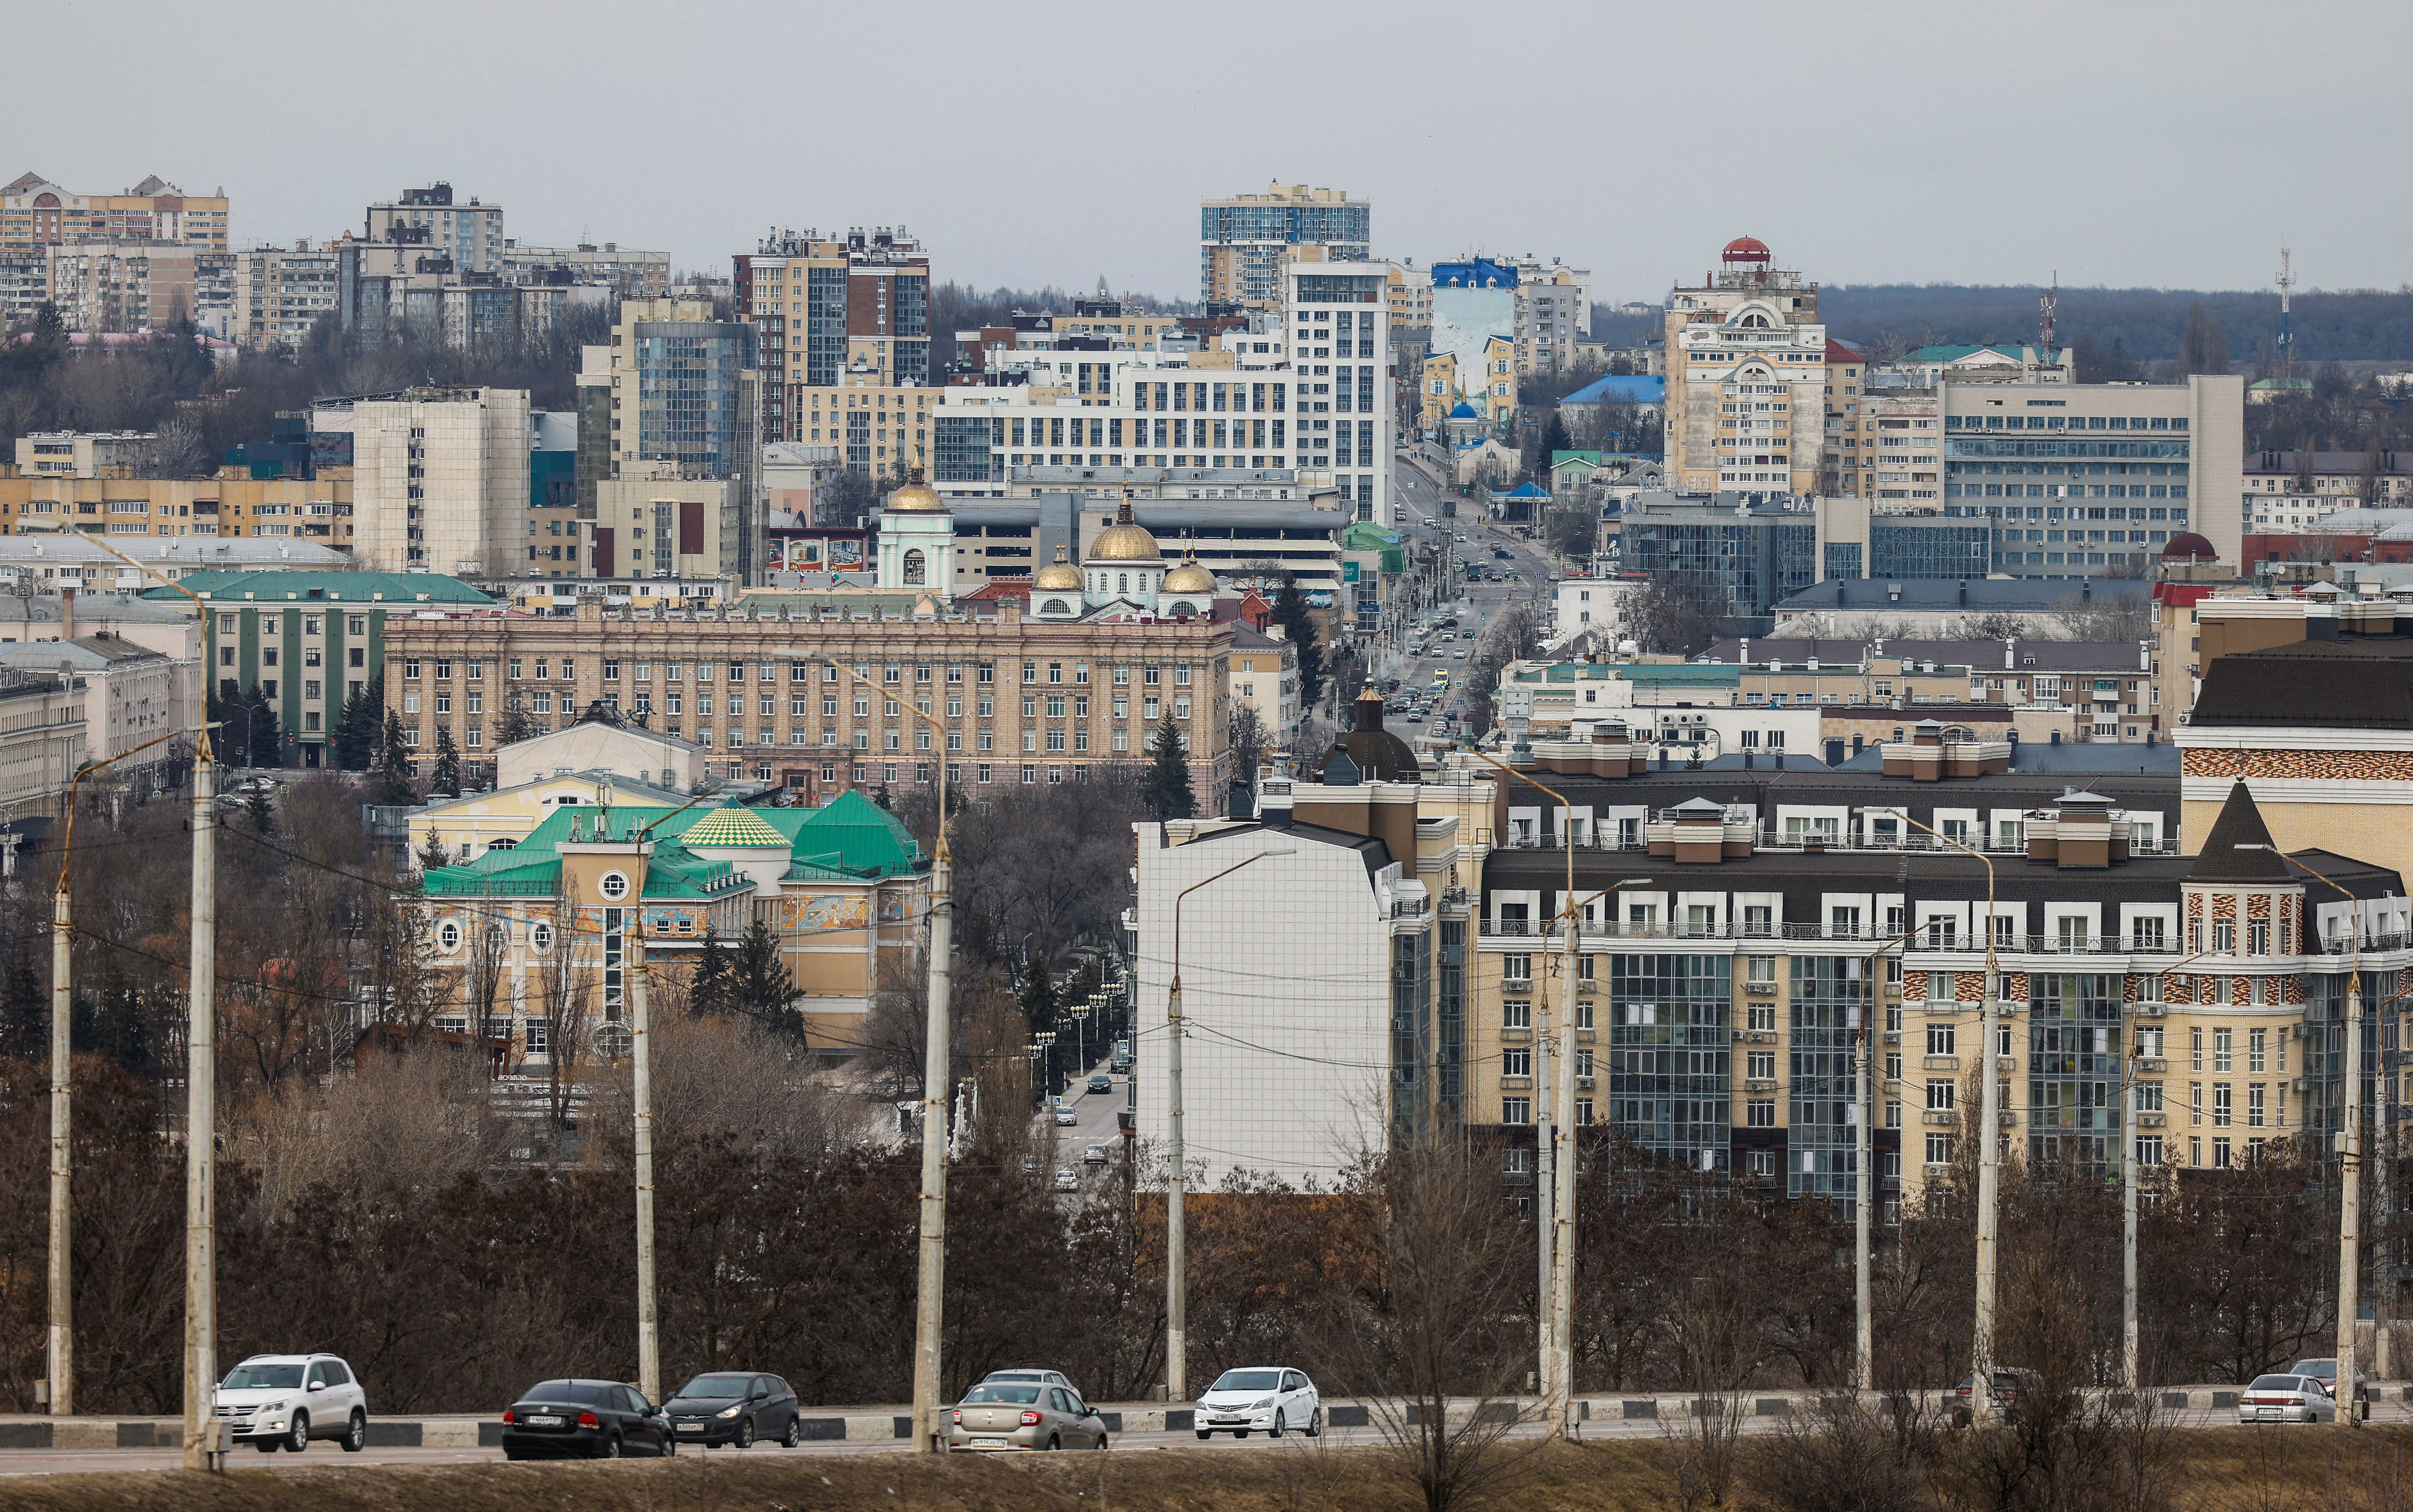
[2039,272,2057,356]
[2275,242,2296,379]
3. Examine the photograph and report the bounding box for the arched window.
[437,920,462,953]
[1041,598,1071,616]
[1118,573,1130,595]
[902,548,926,585]
[1168,601,1195,617]
[530,921,555,954]
[1739,313,1769,329]
[599,870,630,901]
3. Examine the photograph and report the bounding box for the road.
[1382,454,1559,734]
[9,1397,2407,1475]
[1033,1048,1130,1200]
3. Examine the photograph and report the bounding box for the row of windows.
[398,656,1206,685]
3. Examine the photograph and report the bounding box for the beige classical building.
[1664,237,1827,495]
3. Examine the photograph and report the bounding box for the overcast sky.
[15,0,2406,305]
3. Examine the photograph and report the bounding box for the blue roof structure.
[1560,374,1667,406]
[1448,402,1481,419]
[1431,257,1518,289]
[1498,482,1550,499]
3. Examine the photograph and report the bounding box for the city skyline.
[10,0,2406,304]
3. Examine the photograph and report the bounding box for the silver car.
[946,1378,1108,1451]
[2238,1373,2334,1423]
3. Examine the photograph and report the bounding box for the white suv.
[214,1353,369,1453]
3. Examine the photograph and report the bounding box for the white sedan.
[1195,1366,1321,1439]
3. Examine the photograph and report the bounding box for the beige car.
[946,1377,1109,1451]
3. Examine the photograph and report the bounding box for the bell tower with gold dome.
[875,468,956,595]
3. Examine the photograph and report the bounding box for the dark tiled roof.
[1703,638,2147,672]
[2187,781,2289,881]
[2189,637,2413,729]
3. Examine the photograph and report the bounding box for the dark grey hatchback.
[500,1379,672,1459]
[663,1372,803,1447]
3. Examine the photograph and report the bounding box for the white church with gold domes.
[878,478,1219,622]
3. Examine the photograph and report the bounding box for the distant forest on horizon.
[1585,283,2413,365]
[1816,283,2413,365]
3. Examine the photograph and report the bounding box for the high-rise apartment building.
[1664,238,1829,496]
[927,265,1398,522]
[1,173,229,251]
[1200,183,1369,308]
[316,387,531,576]
[734,228,931,446]
[41,242,233,335]
[363,183,505,273]
[233,243,344,348]
[581,302,762,582]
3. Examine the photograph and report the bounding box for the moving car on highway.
[1196,1366,1322,1439]
[215,1354,369,1454]
[501,1378,672,1459]
[2238,1374,2335,1424]
[663,1372,804,1448]
[948,1377,1109,1451]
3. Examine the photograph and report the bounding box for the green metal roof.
[146,571,494,605]
[415,789,925,899]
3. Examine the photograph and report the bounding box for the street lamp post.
[45,729,183,1418]
[2264,848,2368,1429]
[1853,926,1925,1394]
[1895,812,2001,1428]
[1165,845,1294,1404]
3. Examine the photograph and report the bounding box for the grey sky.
[15,0,2407,304]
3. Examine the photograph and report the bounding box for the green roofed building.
[414,788,929,1057]
[143,571,492,768]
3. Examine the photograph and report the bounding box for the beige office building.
[316,387,529,575]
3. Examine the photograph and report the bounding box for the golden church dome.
[883,467,946,513]
[1034,545,1082,591]
[1087,494,1163,562]
[1163,547,1217,595]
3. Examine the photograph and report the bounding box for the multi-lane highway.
[6,1394,2404,1475]
[1382,454,1560,733]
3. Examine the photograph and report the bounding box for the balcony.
[2135,1056,2167,1074]
[1745,981,1777,995]
[1735,1029,1778,1044]
[1921,1109,1957,1125]
[1744,1078,1779,1093]
[1923,1055,1959,1071]
[1500,1026,1531,1043]
[1500,1076,1532,1091]
[2137,1111,2167,1128]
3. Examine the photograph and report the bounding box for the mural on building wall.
[782,893,868,931]
[877,890,909,923]
[828,539,867,571]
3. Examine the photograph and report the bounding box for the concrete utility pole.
[845,669,955,1453]
[182,744,218,1471]
[2275,849,2368,1429]
[1898,814,1999,1426]
[630,890,659,1406]
[1165,846,1292,1405]
[46,735,178,1419]
[1851,929,1915,1393]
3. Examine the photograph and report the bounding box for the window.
[1927,1024,1956,1056]
[1502,1097,1531,1125]
[2213,1028,2232,1073]
[1502,999,1531,1029]
[599,871,630,901]
[1502,1048,1531,1077]
[1926,1079,1955,1110]
[1747,1099,1776,1127]
[1926,1132,1953,1165]
[1502,954,1531,982]
[1746,1051,1775,1080]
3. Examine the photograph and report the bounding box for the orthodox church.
[875,475,1218,621]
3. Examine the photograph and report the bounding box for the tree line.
[1822,283,2413,364]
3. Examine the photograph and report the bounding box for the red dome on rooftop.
[1721,236,1772,264]
[2161,532,2217,561]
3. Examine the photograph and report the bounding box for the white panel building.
[1131,817,1405,1188]
[317,387,529,576]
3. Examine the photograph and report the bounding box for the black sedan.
[663,1372,804,1448]
[500,1378,672,1459]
